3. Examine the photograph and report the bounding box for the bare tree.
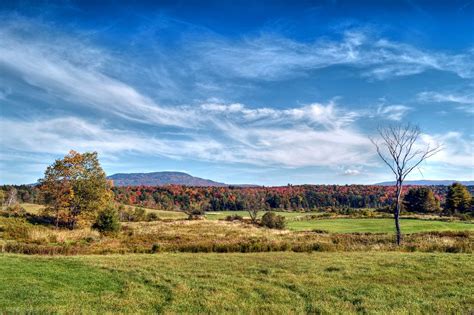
[245,192,265,223]
[370,123,441,245]
[5,188,18,207]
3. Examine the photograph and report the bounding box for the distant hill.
[375,180,474,186]
[107,171,227,187]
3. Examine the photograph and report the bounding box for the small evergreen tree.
[93,205,120,234]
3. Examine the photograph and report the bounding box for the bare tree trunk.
[394,179,403,245]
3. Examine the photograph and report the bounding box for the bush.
[186,208,205,220]
[261,212,286,229]
[146,212,160,221]
[225,214,243,221]
[93,206,120,234]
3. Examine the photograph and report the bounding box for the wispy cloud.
[417,91,474,114]
[190,30,474,81]
[1,15,472,183]
[374,105,412,121]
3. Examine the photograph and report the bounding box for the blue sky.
[0,0,473,185]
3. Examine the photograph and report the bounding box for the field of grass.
[140,207,188,219]
[288,218,474,234]
[19,203,44,214]
[0,252,472,313]
[205,210,309,220]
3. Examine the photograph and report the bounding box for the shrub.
[92,206,120,234]
[146,212,159,221]
[225,214,243,221]
[261,212,286,229]
[186,208,205,220]
[151,243,161,253]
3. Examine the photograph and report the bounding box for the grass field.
[0,252,472,313]
[288,218,474,234]
[205,210,309,220]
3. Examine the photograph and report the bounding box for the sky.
[0,0,473,185]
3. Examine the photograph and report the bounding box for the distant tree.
[93,205,120,234]
[245,192,265,223]
[403,187,440,213]
[444,183,472,215]
[370,124,440,245]
[39,151,112,228]
[5,188,18,207]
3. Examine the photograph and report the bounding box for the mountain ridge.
[375,180,474,186]
[107,171,227,187]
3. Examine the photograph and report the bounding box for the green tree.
[93,205,120,234]
[403,187,440,213]
[444,183,472,214]
[39,150,112,228]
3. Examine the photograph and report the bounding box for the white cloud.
[191,30,474,81]
[0,16,472,181]
[374,105,412,121]
[343,169,361,176]
[0,19,196,129]
[417,91,474,114]
[419,132,474,168]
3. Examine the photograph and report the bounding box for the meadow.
[1,252,472,313]
[287,218,474,233]
[1,203,473,313]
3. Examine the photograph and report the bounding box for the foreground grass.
[288,218,474,233]
[0,252,472,313]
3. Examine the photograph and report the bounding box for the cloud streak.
[191,31,474,81]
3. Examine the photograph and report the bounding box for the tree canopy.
[444,183,472,215]
[39,150,112,228]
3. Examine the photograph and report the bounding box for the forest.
[2,182,473,214]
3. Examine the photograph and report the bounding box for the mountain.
[107,171,227,187]
[375,180,474,186]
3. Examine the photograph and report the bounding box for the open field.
[1,216,472,254]
[205,210,310,220]
[288,218,474,233]
[0,252,472,313]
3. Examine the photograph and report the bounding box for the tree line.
[3,180,472,216]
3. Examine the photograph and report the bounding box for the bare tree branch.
[370,123,441,245]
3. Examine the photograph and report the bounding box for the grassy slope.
[0,252,472,313]
[288,218,474,233]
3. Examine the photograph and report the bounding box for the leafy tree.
[403,187,440,213]
[93,205,120,234]
[39,151,112,228]
[445,183,472,214]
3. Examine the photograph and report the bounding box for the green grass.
[140,207,188,219]
[205,210,310,220]
[19,203,44,214]
[288,218,474,233]
[0,252,472,313]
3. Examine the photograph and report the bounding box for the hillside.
[107,171,227,187]
[375,180,474,186]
